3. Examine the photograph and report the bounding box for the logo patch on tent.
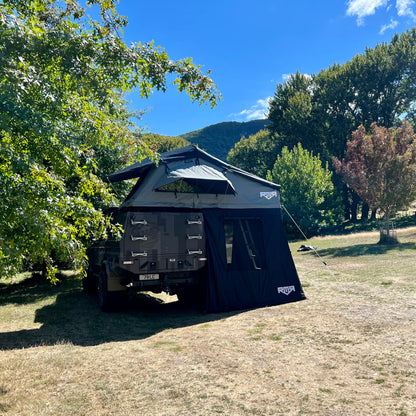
[277,285,295,296]
[260,191,277,200]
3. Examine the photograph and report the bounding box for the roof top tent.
[108,145,306,312]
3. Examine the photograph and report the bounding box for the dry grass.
[1,227,416,415]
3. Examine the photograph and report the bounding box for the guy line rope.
[282,204,348,295]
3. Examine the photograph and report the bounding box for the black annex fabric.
[203,208,306,312]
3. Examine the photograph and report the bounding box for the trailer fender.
[102,260,126,292]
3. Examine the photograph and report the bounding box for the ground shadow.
[0,277,240,350]
[301,241,416,258]
[0,274,64,307]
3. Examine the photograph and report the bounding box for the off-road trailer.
[83,209,207,311]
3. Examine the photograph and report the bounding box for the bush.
[267,143,341,237]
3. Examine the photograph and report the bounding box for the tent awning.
[154,164,236,195]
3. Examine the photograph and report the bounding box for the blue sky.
[113,0,416,137]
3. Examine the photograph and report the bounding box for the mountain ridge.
[178,119,271,161]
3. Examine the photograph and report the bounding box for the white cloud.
[396,0,416,18]
[379,18,399,33]
[346,0,388,25]
[347,0,416,27]
[231,97,271,121]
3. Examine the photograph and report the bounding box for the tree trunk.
[361,203,369,220]
[343,184,351,220]
[351,192,359,222]
[42,259,47,280]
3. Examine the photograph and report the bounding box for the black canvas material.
[203,208,306,312]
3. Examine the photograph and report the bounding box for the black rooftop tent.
[108,145,305,312]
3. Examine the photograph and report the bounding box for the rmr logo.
[260,191,277,200]
[277,286,295,296]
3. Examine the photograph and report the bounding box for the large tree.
[0,0,220,279]
[313,29,416,160]
[268,29,416,220]
[227,129,281,179]
[333,121,416,223]
[269,29,416,160]
[267,72,318,153]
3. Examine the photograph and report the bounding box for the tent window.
[156,180,204,193]
[224,218,266,270]
[156,179,235,194]
[224,221,234,264]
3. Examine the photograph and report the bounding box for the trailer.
[83,210,207,311]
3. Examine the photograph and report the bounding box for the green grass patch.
[319,388,333,394]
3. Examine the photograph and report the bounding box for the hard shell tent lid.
[107,145,280,191]
[154,164,236,195]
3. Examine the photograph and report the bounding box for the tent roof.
[154,164,236,195]
[107,145,280,191]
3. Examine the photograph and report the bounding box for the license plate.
[139,274,159,281]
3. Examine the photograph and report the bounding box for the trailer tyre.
[98,269,124,312]
[177,286,205,308]
[82,266,98,294]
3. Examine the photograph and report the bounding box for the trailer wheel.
[177,286,205,308]
[98,269,124,312]
[82,266,98,294]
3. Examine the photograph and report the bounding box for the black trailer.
[84,210,207,311]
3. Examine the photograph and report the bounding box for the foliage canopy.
[269,29,416,160]
[141,133,190,154]
[0,0,220,279]
[267,143,340,235]
[333,121,416,222]
[227,129,280,179]
[267,29,416,220]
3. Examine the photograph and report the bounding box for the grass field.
[1,227,415,415]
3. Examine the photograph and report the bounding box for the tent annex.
[108,145,305,312]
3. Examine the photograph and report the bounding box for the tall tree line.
[230,28,416,222]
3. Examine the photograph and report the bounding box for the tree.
[313,29,416,160]
[141,133,189,154]
[267,143,340,236]
[227,129,281,178]
[0,0,220,280]
[269,30,416,160]
[268,72,318,153]
[268,29,416,221]
[333,121,416,225]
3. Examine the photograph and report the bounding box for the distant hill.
[179,119,271,161]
